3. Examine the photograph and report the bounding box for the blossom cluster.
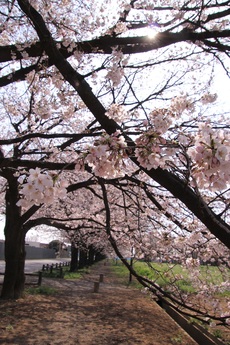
[113,22,128,34]
[17,168,67,208]
[170,95,195,114]
[188,123,230,190]
[106,49,129,87]
[75,100,230,192]
[105,103,129,123]
[135,130,170,170]
[201,93,217,104]
[79,131,128,178]
[135,107,177,170]
[149,108,175,134]
[185,257,200,268]
[106,65,125,87]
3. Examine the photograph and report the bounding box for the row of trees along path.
[0,0,230,302]
[0,260,199,345]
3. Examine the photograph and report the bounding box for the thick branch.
[0,131,102,145]
[0,158,75,170]
[1,29,230,64]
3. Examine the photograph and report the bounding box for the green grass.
[200,265,229,284]
[64,268,89,280]
[26,285,57,295]
[111,259,230,295]
[112,260,194,292]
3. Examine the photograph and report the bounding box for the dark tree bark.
[88,246,95,266]
[70,244,79,272]
[1,172,25,299]
[78,249,88,268]
[2,231,26,299]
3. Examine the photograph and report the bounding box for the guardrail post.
[38,271,42,286]
[93,282,100,293]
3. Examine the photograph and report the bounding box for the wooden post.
[99,274,104,283]
[129,257,133,283]
[38,271,42,286]
[59,267,63,278]
[93,282,100,293]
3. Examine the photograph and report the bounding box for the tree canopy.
[0,1,229,326]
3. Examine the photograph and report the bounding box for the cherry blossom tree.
[44,171,229,325]
[0,0,229,310]
[94,178,229,325]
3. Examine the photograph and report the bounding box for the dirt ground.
[0,262,204,345]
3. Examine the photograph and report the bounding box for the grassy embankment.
[111,259,230,296]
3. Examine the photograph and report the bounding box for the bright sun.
[145,27,158,39]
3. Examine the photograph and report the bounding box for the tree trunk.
[70,244,79,272]
[1,172,26,299]
[78,249,87,268]
[1,230,26,299]
[88,246,95,266]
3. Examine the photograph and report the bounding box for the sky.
[0,216,60,243]
[212,64,230,108]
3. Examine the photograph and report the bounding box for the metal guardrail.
[0,271,42,286]
[158,300,226,345]
[0,261,70,286]
[41,261,70,278]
